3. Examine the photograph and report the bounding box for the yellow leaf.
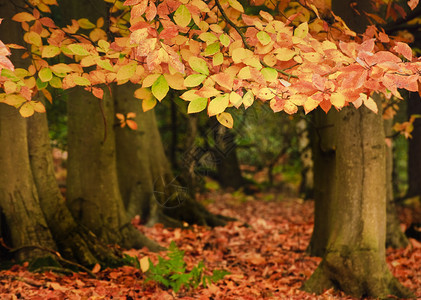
[142,97,157,111]
[78,18,96,29]
[173,4,191,27]
[73,76,91,86]
[242,91,254,109]
[140,257,150,273]
[294,22,308,38]
[134,87,152,100]
[25,31,42,47]
[208,94,229,116]
[330,92,345,109]
[184,74,207,87]
[304,98,319,114]
[275,48,296,61]
[19,102,35,118]
[67,44,90,56]
[41,45,61,58]
[50,63,73,74]
[32,101,46,113]
[217,112,234,128]
[364,96,378,114]
[142,73,161,88]
[213,52,224,66]
[116,63,137,82]
[3,94,26,107]
[164,73,185,90]
[257,88,276,100]
[230,91,242,108]
[188,97,208,113]
[228,0,244,12]
[39,68,53,82]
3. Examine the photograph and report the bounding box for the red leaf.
[393,42,413,61]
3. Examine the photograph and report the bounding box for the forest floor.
[0,190,420,299]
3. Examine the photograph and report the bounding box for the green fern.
[145,241,229,292]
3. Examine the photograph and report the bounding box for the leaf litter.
[0,192,420,299]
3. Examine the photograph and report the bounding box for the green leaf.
[257,31,271,45]
[73,76,91,86]
[36,77,48,89]
[97,59,114,71]
[189,57,209,75]
[208,94,229,116]
[261,67,277,82]
[203,43,220,56]
[213,52,224,66]
[41,45,61,58]
[188,97,207,113]
[49,76,62,89]
[151,75,169,101]
[67,44,90,56]
[116,63,136,81]
[219,34,230,47]
[184,74,207,87]
[173,4,191,27]
[39,68,53,82]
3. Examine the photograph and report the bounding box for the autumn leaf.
[393,42,413,61]
[173,5,191,27]
[216,112,234,128]
[189,57,209,75]
[208,94,229,116]
[188,97,208,113]
[151,75,169,101]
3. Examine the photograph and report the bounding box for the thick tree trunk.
[303,98,411,298]
[114,84,227,227]
[297,118,313,199]
[27,109,122,266]
[0,104,56,261]
[407,92,421,198]
[67,87,161,251]
[307,109,337,257]
[0,0,56,261]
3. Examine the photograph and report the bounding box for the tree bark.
[27,109,122,266]
[0,0,56,261]
[114,84,227,227]
[307,109,337,257]
[303,97,412,298]
[66,86,161,250]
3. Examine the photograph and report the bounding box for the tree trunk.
[114,84,227,227]
[0,104,56,261]
[66,86,161,251]
[303,97,411,298]
[406,92,421,198]
[0,0,56,261]
[27,109,122,266]
[307,109,337,257]
[209,119,244,189]
[297,118,313,199]
[384,119,408,248]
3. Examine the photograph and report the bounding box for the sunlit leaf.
[189,57,209,75]
[174,4,191,27]
[208,94,229,116]
[151,75,169,101]
[39,68,53,82]
[216,112,234,128]
[188,97,208,113]
[185,74,207,87]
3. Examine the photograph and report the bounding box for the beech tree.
[1,0,421,298]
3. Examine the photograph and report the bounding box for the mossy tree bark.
[307,109,337,257]
[67,87,161,251]
[0,0,56,262]
[27,109,122,266]
[303,98,412,298]
[303,1,413,296]
[114,84,227,227]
